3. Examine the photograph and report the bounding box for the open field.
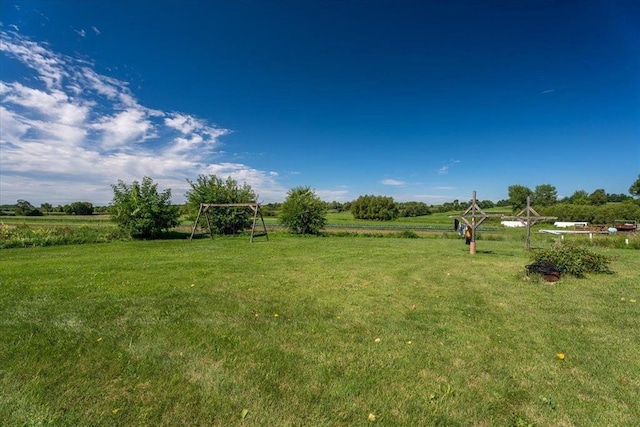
[1,234,638,426]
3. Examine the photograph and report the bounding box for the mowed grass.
[1,235,638,426]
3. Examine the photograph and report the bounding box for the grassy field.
[1,233,638,426]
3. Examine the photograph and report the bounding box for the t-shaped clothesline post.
[452,191,503,255]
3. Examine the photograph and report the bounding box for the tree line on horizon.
[2,174,639,238]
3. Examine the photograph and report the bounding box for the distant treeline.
[3,177,639,225]
[0,200,109,216]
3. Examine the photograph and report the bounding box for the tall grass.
[0,223,123,248]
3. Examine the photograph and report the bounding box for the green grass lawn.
[1,234,638,426]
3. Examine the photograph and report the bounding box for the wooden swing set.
[189,203,269,243]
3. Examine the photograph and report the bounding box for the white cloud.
[316,188,350,201]
[91,26,101,35]
[75,29,86,37]
[0,30,285,205]
[0,33,68,89]
[436,159,460,175]
[165,113,199,134]
[92,108,155,150]
[381,179,405,186]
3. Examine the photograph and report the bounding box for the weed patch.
[0,223,125,248]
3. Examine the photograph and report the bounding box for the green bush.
[110,177,180,239]
[279,186,327,235]
[397,229,419,239]
[351,195,399,220]
[530,242,614,278]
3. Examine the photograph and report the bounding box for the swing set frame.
[189,203,269,243]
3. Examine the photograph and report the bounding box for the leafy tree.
[540,200,640,224]
[351,195,398,220]
[507,185,533,212]
[326,201,345,212]
[569,190,589,205]
[397,201,431,217]
[478,200,495,209]
[260,203,281,217]
[279,186,327,235]
[110,177,179,239]
[533,184,557,207]
[40,203,53,213]
[65,201,94,215]
[185,175,256,235]
[15,200,35,216]
[630,174,640,198]
[573,197,591,205]
[607,193,631,203]
[588,189,607,206]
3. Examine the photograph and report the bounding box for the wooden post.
[470,190,477,255]
[451,191,502,255]
[501,198,556,250]
[189,204,204,240]
[203,205,214,239]
[525,196,531,250]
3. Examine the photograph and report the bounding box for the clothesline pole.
[470,190,477,255]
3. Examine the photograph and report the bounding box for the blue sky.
[1,0,638,206]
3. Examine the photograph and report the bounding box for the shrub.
[110,177,180,239]
[530,242,614,278]
[351,195,399,220]
[279,186,327,235]
[397,230,419,239]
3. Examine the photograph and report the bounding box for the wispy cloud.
[316,188,350,201]
[436,159,460,175]
[74,29,86,37]
[381,178,405,186]
[0,30,285,204]
[91,26,101,35]
[542,89,554,94]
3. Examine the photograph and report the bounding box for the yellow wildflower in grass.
[368,413,376,421]
[556,353,565,360]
